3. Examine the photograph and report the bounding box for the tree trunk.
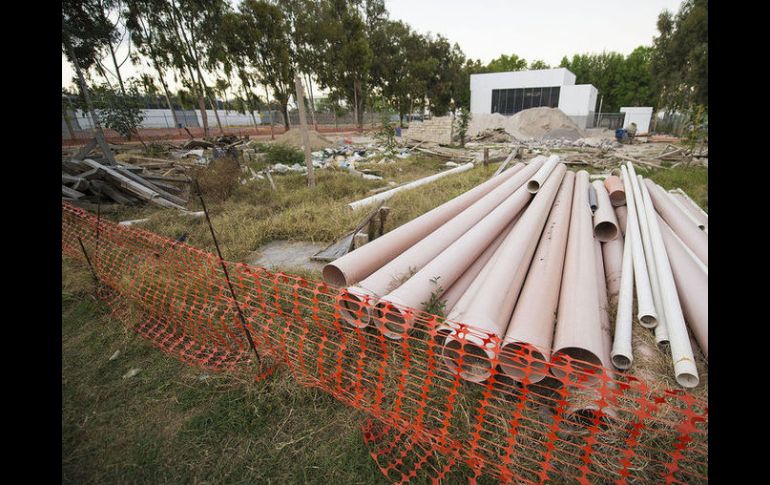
[354,79,364,132]
[294,74,315,187]
[304,72,318,131]
[64,33,115,164]
[62,105,76,141]
[198,73,224,135]
[198,95,209,137]
[263,84,275,140]
[108,41,126,96]
[154,64,179,128]
[281,99,290,131]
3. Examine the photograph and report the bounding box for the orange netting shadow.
[62,202,707,483]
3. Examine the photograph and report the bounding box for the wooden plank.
[141,173,191,183]
[62,185,85,199]
[81,159,185,209]
[491,149,518,179]
[89,179,139,205]
[72,138,97,160]
[113,166,188,206]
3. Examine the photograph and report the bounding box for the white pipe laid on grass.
[347,162,474,210]
[667,191,706,232]
[626,164,668,343]
[611,225,634,370]
[526,155,561,193]
[619,165,657,328]
[639,178,700,388]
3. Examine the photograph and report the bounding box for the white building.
[620,107,653,134]
[470,68,598,129]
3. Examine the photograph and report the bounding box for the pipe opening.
[338,293,371,328]
[526,180,541,193]
[551,347,603,385]
[611,354,632,370]
[639,314,657,328]
[499,342,547,382]
[374,303,409,340]
[594,221,618,242]
[609,193,626,207]
[443,338,493,382]
[323,265,348,287]
[676,372,699,388]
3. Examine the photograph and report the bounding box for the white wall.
[74,108,262,130]
[557,85,598,129]
[620,107,653,133]
[470,68,576,114]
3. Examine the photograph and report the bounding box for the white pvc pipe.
[626,164,668,342]
[619,165,657,328]
[526,155,561,193]
[347,162,474,210]
[667,191,706,231]
[672,188,708,220]
[638,178,700,388]
[610,226,634,369]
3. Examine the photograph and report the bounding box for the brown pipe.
[441,164,567,381]
[594,236,614,373]
[657,214,708,359]
[643,179,708,266]
[603,175,626,207]
[551,171,611,386]
[498,171,575,383]
[375,170,544,339]
[601,231,624,305]
[591,180,619,241]
[323,162,526,287]
[338,158,547,328]
[614,205,628,237]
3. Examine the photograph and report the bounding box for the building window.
[491,86,561,115]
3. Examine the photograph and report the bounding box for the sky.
[61,0,684,95]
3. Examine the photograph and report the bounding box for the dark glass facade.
[491,86,561,115]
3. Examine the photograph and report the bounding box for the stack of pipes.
[324,158,708,390]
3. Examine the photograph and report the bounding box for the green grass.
[647,166,708,212]
[62,257,384,485]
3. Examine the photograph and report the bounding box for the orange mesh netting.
[61,202,707,484]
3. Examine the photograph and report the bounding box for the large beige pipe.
[323,162,526,287]
[498,171,575,383]
[668,192,706,231]
[626,165,668,342]
[610,223,634,369]
[644,180,708,266]
[601,231,624,305]
[551,171,611,386]
[591,180,619,241]
[375,168,551,339]
[672,188,708,221]
[638,178,700,388]
[347,162,474,211]
[337,159,544,328]
[615,205,628,237]
[441,217,519,314]
[603,175,626,207]
[619,165,658,328]
[594,236,614,374]
[526,155,561,193]
[657,214,708,359]
[441,165,567,381]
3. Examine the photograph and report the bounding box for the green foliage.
[529,59,550,70]
[81,83,145,140]
[455,109,471,147]
[375,114,396,149]
[194,156,242,202]
[62,0,117,69]
[485,53,528,73]
[422,276,447,317]
[254,143,304,166]
[652,0,708,110]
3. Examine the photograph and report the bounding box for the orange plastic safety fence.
[62,202,707,484]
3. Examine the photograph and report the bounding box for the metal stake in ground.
[194,180,261,364]
[294,74,316,187]
[77,236,99,285]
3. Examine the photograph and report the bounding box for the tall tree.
[651,0,707,110]
[529,59,550,70]
[485,53,528,73]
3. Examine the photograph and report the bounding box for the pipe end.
[337,288,376,328]
[499,342,548,383]
[442,333,495,383]
[526,180,541,193]
[594,221,619,242]
[323,264,348,287]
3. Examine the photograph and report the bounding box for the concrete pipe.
[591,180,619,242]
[498,171,575,383]
[551,171,611,387]
[441,165,567,381]
[611,223,634,370]
[323,162,526,287]
[658,214,708,359]
[638,179,700,388]
[594,237,614,376]
[337,158,544,328]
[615,206,628,237]
[347,162,474,211]
[644,179,708,267]
[527,155,561,193]
[620,165,658,329]
[668,192,706,231]
[603,175,626,207]
[375,168,553,339]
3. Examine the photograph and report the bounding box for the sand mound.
[469,107,584,141]
[275,129,334,151]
